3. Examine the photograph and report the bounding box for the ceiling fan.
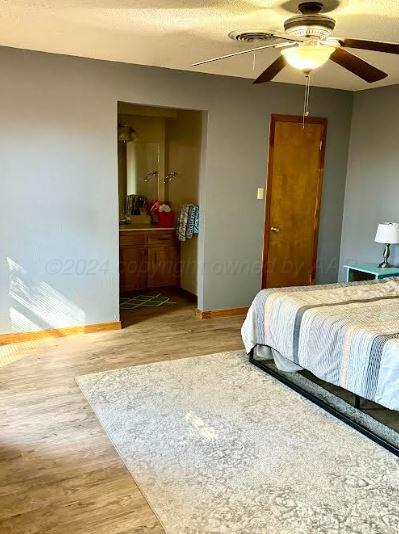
[192,1,399,84]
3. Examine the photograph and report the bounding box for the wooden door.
[148,245,179,288]
[262,115,327,288]
[120,246,147,292]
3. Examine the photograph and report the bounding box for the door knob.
[271,226,280,233]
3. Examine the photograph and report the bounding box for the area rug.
[76,351,399,533]
[120,293,176,310]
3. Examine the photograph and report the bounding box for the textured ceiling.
[1,0,399,90]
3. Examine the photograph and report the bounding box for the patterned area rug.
[77,351,399,533]
[120,293,176,310]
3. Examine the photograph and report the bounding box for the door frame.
[261,114,328,289]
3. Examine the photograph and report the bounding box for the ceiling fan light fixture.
[281,44,335,71]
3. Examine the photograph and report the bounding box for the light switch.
[257,187,264,200]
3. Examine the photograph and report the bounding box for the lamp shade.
[281,44,335,71]
[375,222,399,244]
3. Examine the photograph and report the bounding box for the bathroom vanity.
[119,227,180,292]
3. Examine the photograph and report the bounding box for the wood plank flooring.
[0,293,244,533]
[2,289,398,533]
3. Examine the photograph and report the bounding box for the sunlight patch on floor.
[0,338,53,368]
[0,258,87,368]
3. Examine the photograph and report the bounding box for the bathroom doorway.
[117,102,204,326]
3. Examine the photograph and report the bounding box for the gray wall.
[340,85,399,276]
[0,46,353,334]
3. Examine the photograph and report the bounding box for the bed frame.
[249,348,399,457]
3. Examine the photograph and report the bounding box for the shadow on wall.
[7,258,85,333]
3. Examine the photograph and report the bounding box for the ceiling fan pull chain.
[303,72,311,128]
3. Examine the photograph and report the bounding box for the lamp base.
[378,261,393,269]
[378,243,392,269]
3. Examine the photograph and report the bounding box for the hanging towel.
[186,205,199,239]
[177,204,199,241]
[177,205,190,241]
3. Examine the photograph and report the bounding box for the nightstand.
[344,263,399,283]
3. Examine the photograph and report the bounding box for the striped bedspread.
[242,279,399,410]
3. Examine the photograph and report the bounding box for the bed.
[242,278,399,412]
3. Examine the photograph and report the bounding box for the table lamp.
[375,222,399,268]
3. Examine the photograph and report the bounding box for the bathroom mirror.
[126,141,160,200]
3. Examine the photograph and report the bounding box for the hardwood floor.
[0,294,244,533]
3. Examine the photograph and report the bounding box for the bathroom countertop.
[119,225,175,231]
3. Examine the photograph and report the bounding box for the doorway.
[117,102,203,326]
[262,114,327,288]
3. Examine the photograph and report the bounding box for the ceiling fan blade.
[330,47,388,83]
[253,55,287,84]
[341,38,399,55]
[192,42,283,67]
